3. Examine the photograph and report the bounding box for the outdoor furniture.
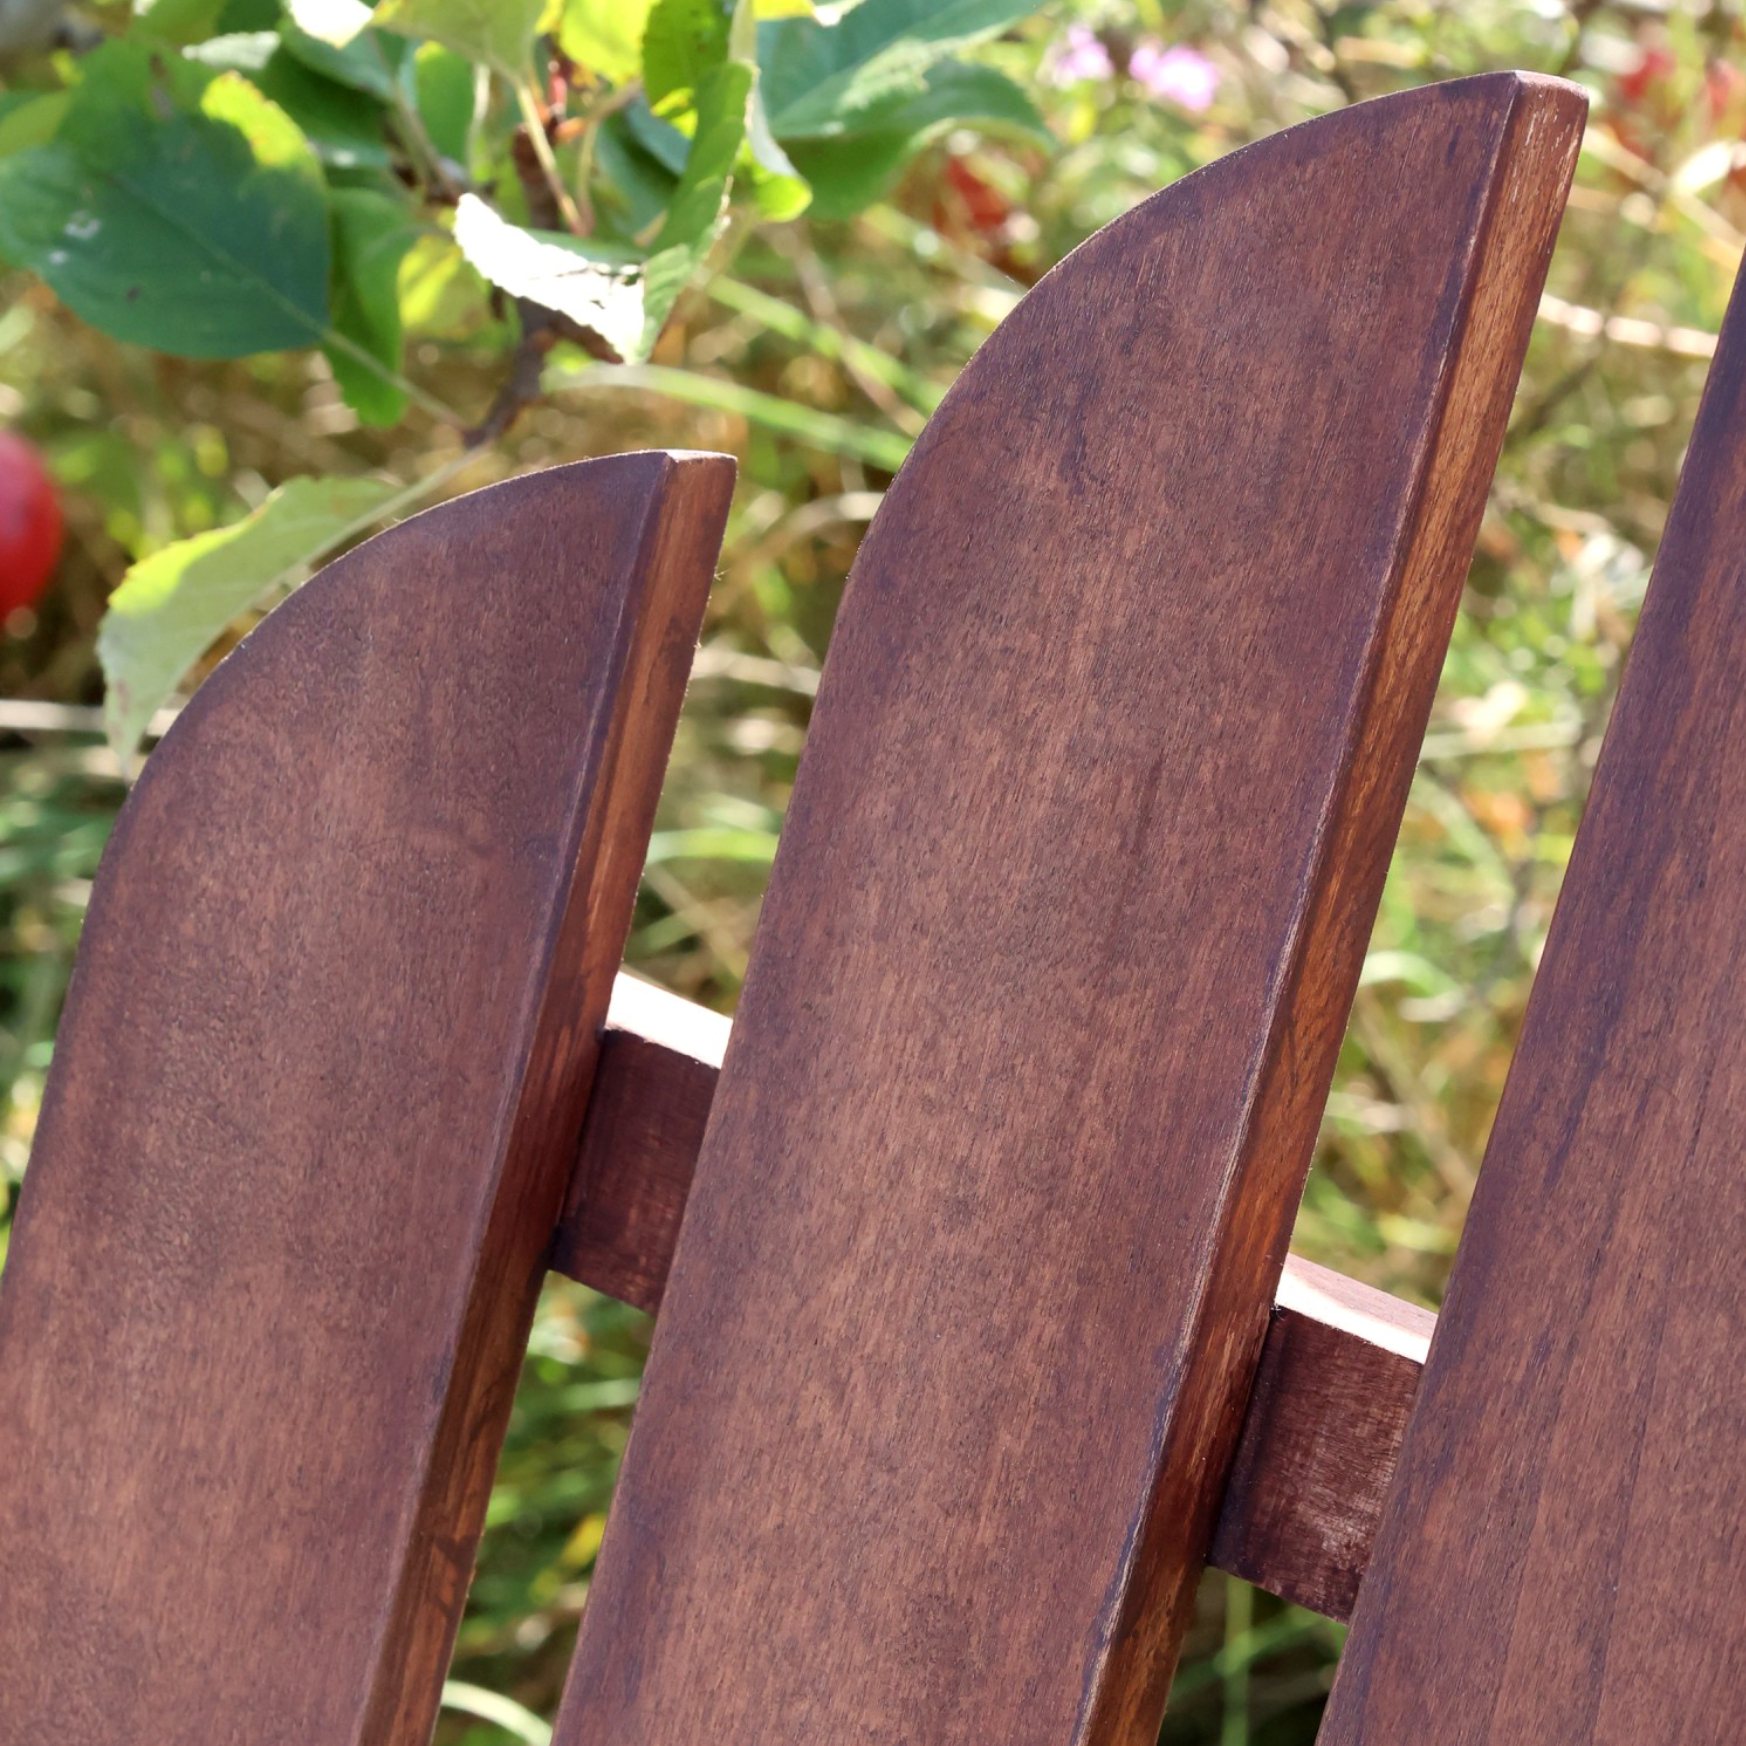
[6,67,1734,1746]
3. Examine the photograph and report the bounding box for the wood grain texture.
[552,974,728,1311]
[1210,1257,1433,1622]
[0,452,732,1746]
[559,986,1435,1620]
[1321,258,1746,1744]
[555,74,1583,1746]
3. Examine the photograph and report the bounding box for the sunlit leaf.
[283,0,373,47]
[397,230,492,335]
[374,0,548,80]
[746,79,810,218]
[186,30,395,171]
[558,0,654,85]
[99,475,402,763]
[454,192,648,361]
[653,57,753,252]
[279,9,405,100]
[642,0,730,107]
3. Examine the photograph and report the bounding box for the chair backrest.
[25,63,1729,1746]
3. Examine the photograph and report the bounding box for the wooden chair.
[8,67,1734,1744]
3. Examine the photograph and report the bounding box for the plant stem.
[516,78,584,234]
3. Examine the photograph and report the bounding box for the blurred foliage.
[3,1,1744,1741]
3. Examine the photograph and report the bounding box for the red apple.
[0,429,62,615]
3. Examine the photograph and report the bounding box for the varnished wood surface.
[0,453,732,1746]
[560,978,1435,1621]
[555,75,1583,1746]
[1321,261,1746,1741]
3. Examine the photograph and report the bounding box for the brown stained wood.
[554,75,1583,1746]
[560,985,1434,1621]
[1210,1257,1433,1622]
[0,452,733,1746]
[552,974,727,1311]
[1321,263,1746,1743]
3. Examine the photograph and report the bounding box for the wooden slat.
[0,453,732,1746]
[553,75,1582,1746]
[1322,257,1746,1739]
[560,978,1434,1623]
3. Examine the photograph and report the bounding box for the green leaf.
[638,7,754,343]
[593,110,680,237]
[281,2,406,101]
[99,475,401,762]
[460,0,750,361]
[409,41,476,164]
[374,0,549,81]
[187,32,395,171]
[558,0,654,85]
[397,230,492,335]
[621,95,691,175]
[783,128,909,215]
[0,44,331,358]
[642,0,730,106]
[216,0,285,27]
[826,53,1046,140]
[745,79,810,217]
[759,0,1045,139]
[454,193,649,361]
[325,189,421,424]
[0,92,68,159]
[131,0,235,46]
[785,60,1047,215]
[653,57,752,251]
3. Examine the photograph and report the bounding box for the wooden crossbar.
[554,975,1434,1625]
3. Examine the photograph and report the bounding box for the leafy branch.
[0,0,1054,759]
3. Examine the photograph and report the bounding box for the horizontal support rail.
[553,974,1434,1624]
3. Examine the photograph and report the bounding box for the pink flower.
[1129,41,1220,112]
[1047,23,1115,85]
